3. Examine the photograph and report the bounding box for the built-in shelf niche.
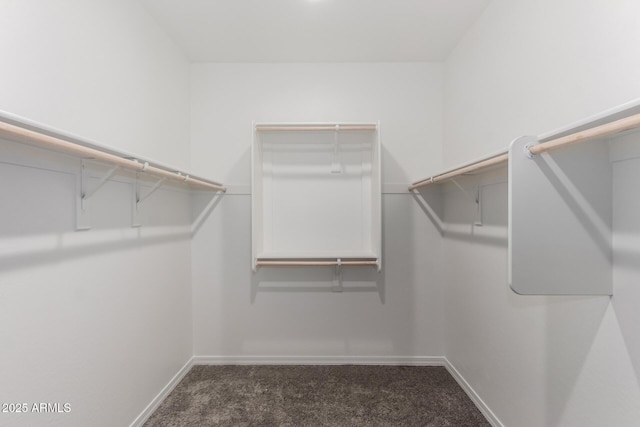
[251,123,381,271]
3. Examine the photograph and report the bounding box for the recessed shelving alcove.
[251,123,381,271]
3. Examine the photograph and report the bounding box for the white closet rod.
[409,111,640,191]
[0,120,226,193]
[255,124,376,132]
[256,260,378,267]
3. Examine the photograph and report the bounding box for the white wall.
[0,2,193,426]
[190,63,445,360]
[0,0,191,170]
[443,0,640,425]
[444,0,640,168]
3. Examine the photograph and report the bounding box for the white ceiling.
[139,0,490,62]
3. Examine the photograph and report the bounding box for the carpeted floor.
[143,365,490,426]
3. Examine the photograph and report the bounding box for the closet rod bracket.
[332,258,343,292]
[524,142,538,159]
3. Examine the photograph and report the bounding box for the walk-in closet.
[2,1,640,426]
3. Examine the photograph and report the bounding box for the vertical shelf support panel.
[375,121,382,271]
[508,135,613,295]
[251,121,260,271]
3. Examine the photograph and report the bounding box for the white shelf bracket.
[76,161,118,231]
[75,168,90,231]
[137,176,167,207]
[81,161,119,208]
[132,173,166,228]
[450,178,483,226]
[332,258,343,292]
[474,185,483,227]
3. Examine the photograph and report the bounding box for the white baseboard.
[443,358,503,427]
[129,357,194,427]
[131,355,501,427]
[192,355,446,366]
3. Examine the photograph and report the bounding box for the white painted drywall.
[190,63,445,359]
[443,0,640,425]
[0,0,191,170]
[0,2,193,426]
[444,0,640,169]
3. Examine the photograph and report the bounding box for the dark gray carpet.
[143,365,490,426]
